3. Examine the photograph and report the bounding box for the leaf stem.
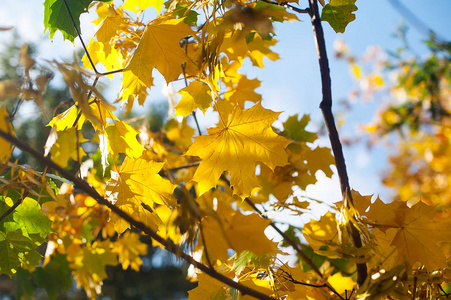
[307,0,368,286]
[0,129,275,300]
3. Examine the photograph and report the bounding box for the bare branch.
[307,0,368,286]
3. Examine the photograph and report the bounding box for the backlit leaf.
[321,0,358,33]
[186,103,291,198]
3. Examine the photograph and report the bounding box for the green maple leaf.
[34,254,73,299]
[321,0,358,33]
[13,198,53,241]
[0,230,40,277]
[43,0,111,41]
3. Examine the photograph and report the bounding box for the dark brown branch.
[218,176,340,294]
[0,129,275,300]
[307,0,367,286]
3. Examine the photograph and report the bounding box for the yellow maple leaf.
[0,106,14,162]
[107,153,176,208]
[303,212,339,251]
[175,81,213,117]
[188,273,227,300]
[68,241,118,299]
[102,121,145,160]
[327,272,356,295]
[123,17,194,87]
[391,202,450,269]
[202,211,277,261]
[112,231,147,271]
[223,74,262,108]
[186,103,291,198]
[366,200,451,268]
[49,127,87,167]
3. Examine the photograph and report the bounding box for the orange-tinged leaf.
[390,202,451,269]
[175,81,212,117]
[186,103,291,198]
[0,106,14,162]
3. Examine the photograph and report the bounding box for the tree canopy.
[0,0,449,299]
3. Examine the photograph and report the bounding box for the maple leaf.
[106,153,176,233]
[188,273,227,299]
[44,0,91,41]
[68,241,118,298]
[391,202,451,269]
[321,0,358,33]
[186,103,291,198]
[0,106,14,162]
[124,17,195,87]
[202,211,277,261]
[282,114,317,143]
[303,212,339,251]
[223,74,262,108]
[102,121,145,160]
[49,127,87,167]
[112,231,147,271]
[366,200,451,268]
[175,81,213,117]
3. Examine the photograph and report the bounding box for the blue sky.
[1,0,450,213]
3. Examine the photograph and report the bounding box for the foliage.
[0,1,449,300]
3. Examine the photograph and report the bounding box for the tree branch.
[307,0,368,286]
[0,129,275,300]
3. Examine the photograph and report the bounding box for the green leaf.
[0,230,39,277]
[321,0,358,33]
[282,114,317,143]
[43,0,92,41]
[34,254,73,299]
[13,268,34,300]
[13,198,53,240]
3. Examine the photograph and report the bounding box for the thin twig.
[279,269,346,300]
[62,0,123,76]
[0,129,275,300]
[182,38,203,136]
[244,198,322,277]
[261,0,309,14]
[307,0,367,286]
[0,191,28,223]
[165,161,200,172]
